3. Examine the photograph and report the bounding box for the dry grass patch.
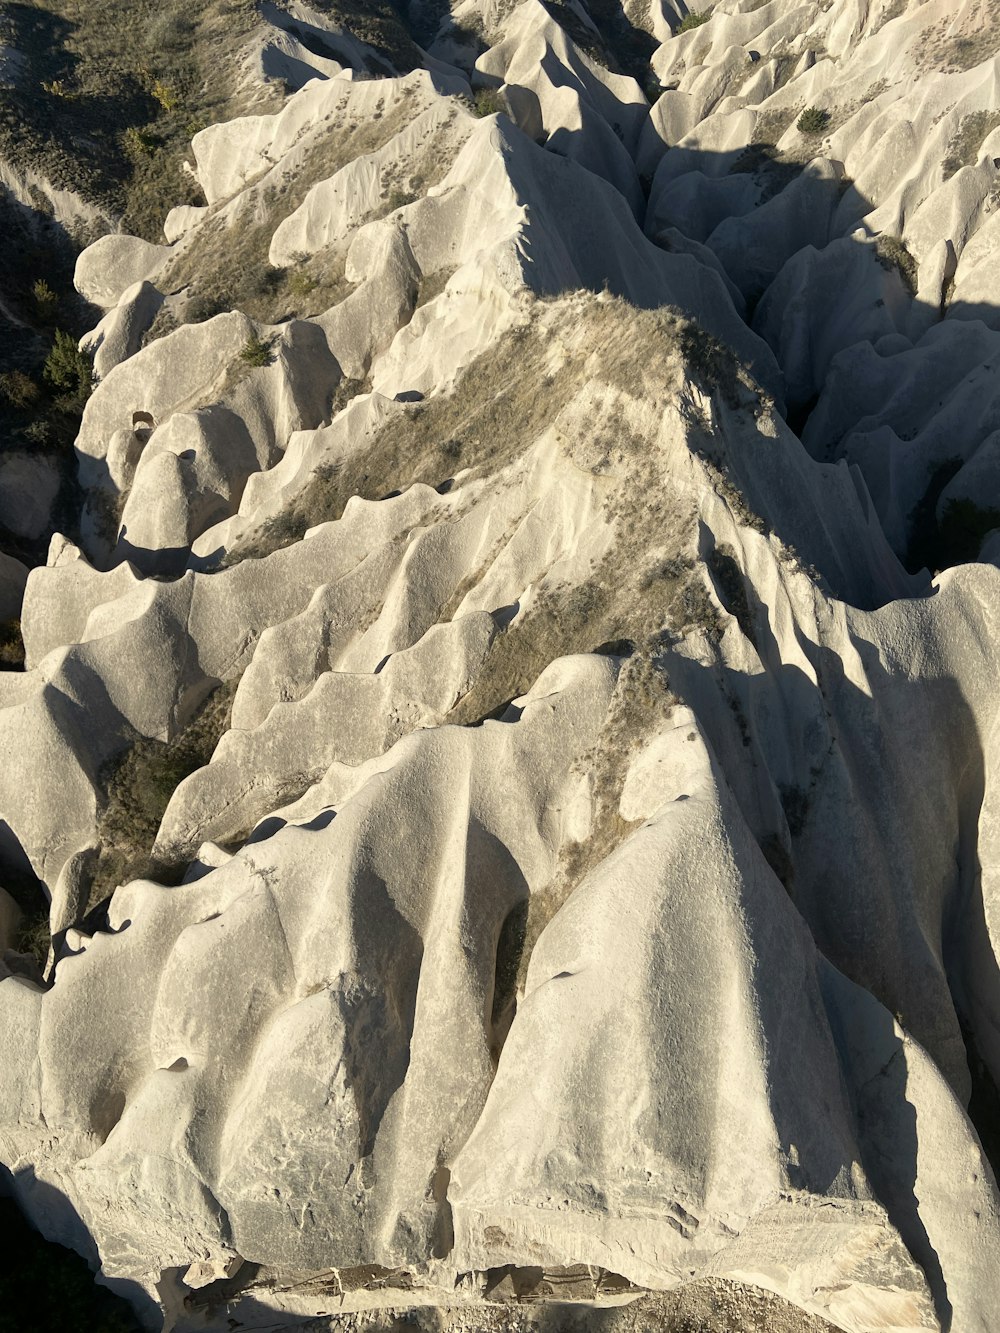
[227,297,763,565]
[0,0,271,239]
[87,676,240,909]
[943,110,1000,179]
[153,92,464,328]
[516,651,677,992]
[874,234,918,295]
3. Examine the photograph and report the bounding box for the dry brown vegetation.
[0,0,270,239]
[942,110,1000,179]
[515,651,676,990]
[228,298,760,564]
[88,676,240,909]
[919,7,1000,74]
[874,233,918,295]
[154,90,465,327]
[0,618,25,670]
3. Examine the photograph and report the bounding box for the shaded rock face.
[2,2,1000,1332]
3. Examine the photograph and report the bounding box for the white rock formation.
[3,1,1000,1331]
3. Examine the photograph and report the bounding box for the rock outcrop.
[2,2,1000,1331]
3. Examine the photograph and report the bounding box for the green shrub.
[0,618,25,670]
[288,270,316,298]
[23,419,52,446]
[43,330,94,405]
[150,79,180,112]
[122,125,161,160]
[15,908,50,967]
[472,87,505,117]
[32,278,59,322]
[0,369,40,409]
[797,106,830,135]
[385,186,416,211]
[677,11,710,32]
[238,332,274,367]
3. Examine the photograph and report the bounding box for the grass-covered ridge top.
[0,0,267,238]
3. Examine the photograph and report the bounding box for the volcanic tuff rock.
[2,1,1000,1331]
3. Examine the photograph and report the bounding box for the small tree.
[677,11,710,31]
[0,369,40,409]
[472,88,505,117]
[239,333,274,367]
[797,106,830,135]
[43,330,94,407]
[32,279,59,323]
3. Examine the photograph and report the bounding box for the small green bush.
[0,369,40,409]
[288,270,316,298]
[23,419,52,447]
[150,78,180,112]
[386,186,416,211]
[43,330,94,406]
[472,88,505,117]
[32,278,59,322]
[15,908,49,967]
[238,332,274,367]
[122,126,161,160]
[677,11,710,32]
[797,106,830,135]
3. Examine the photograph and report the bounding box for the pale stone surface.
[81,281,164,380]
[74,234,170,310]
[0,452,60,540]
[4,2,1000,1330]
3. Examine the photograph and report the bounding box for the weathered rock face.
[3,2,1000,1332]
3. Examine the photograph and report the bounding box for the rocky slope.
[2,1,1000,1330]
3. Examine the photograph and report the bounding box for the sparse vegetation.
[151,90,462,327]
[942,110,1000,180]
[677,11,710,32]
[0,370,40,411]
[0,0,269,241]
[238,332,275,367]
[796,106,830,136]
[900,459,1000,571]
[874,234,918,296]
[88,678,241,909]
[31,278,59,323]
[0,619,25,670]
[225,299,762,571]
[678,323,749,407]
[472,87,505,117]
[518,650,676,990]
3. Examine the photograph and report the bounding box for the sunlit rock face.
[2,2,1000,1331]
